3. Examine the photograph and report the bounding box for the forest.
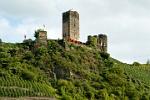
[0,39,150,100]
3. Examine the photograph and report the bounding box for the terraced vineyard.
[122,64,150,86]
[0,77,55,97]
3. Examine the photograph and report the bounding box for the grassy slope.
[113,57,150,87]
[0,41,150,100]
[123,64,150,86]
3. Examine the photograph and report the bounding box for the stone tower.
[62,10,79,41]
[34,29,47,46]
[98,34,107,52]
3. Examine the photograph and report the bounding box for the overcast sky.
[0,0,150,64]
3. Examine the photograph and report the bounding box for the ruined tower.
[34,29,47,47]
[62,10,79,41]
[98,34,107,52]
[87,34,108,52]
[87,35,98,47]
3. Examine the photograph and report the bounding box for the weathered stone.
[34,29,47,47]
[87,34,107,52]
[98,34,107,52]
[62,10,79,41]
[32,10,108,52]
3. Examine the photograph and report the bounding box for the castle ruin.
[63,10,79,42]
[87,34,107,52]
[98,34,107,52]
[62,10,107,52]
[34,29,47,47]
[34,10,107,52]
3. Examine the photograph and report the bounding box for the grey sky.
[0,0,149,63]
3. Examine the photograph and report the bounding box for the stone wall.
[87,34,107,52]
[87,35,98,47]
[34,29,47,47]
[63,10,79,41]
[98,34,107,52]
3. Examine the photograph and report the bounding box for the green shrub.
[98,89,109,100]
[100,52,110,59]
[132,62,140,66]
[61,95,73,100]
[21,70,36,81]
[23,51,33,60]
[105,73,125,86]
[87,35,98,47]
[0,39,2,43]
[105,60,114,67]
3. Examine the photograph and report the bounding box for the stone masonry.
[62,10,79,41]
[87,34,107,52]
[34,29,47,47]
[98,34,107,52]
[33,10,107,52]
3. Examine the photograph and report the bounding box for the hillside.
[0,40,150,100]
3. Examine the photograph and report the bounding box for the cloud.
[0,0,57,18]
[0,0,150,63]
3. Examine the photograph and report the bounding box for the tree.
[132,62,140,66]
[21,70,36,81]
[23,39,33,50]
[146,59,150,65]
[23,51,33,60]
[100,52,110,59]
[0,38,2,43]
[34,29,44,38]
[87,36,98,47]
[35,46,48,56]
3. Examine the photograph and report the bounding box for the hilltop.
[0,40,150,100]
[0,10,150,100]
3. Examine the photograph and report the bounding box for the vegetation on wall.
[87,35,98,47]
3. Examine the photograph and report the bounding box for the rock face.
[62,10,79,41]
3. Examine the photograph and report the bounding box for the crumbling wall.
[87,35,98,47]
[34,29,47,48]
[98,34,107,52]
[87,34,107,52]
